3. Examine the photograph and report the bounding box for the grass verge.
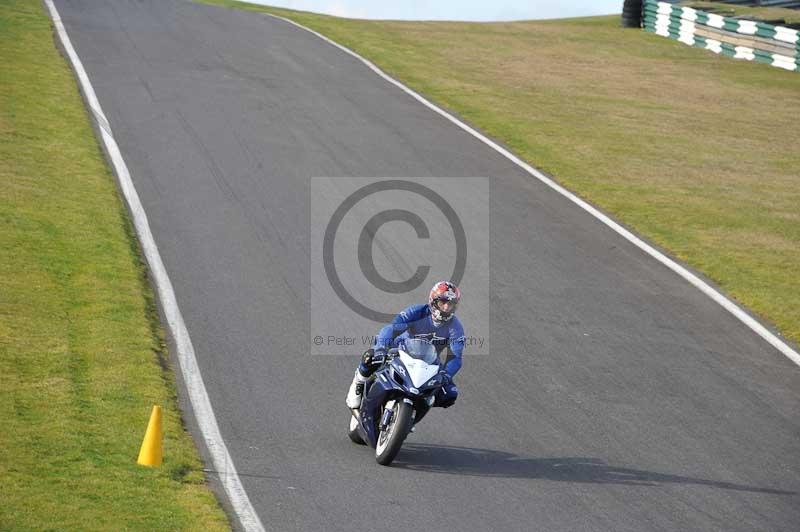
[202,0,799,348]
[0,1,230,529]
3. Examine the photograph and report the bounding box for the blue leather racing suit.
[358,303,465,407]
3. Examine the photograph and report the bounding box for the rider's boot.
[345,370,367,409]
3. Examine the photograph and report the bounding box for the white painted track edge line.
[267,13,800,368]
[43,2,267,530]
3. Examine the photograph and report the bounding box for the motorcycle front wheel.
[375,400,414,466]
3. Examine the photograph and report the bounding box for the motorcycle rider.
[346,281,465,410]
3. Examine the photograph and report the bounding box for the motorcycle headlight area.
[389,365,406,387]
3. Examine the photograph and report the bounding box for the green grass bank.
[0,1,229,529]
[203,0,800,349]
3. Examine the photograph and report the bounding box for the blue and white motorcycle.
[348,338,447,465]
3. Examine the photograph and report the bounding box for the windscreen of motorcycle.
[401,338,439,364]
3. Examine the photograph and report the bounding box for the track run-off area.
[52,0,799,530]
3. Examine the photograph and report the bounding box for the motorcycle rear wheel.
[375,401,414,466]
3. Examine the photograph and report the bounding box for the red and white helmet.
[428,281,461,325]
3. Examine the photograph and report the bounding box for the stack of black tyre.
[621,0,644,28]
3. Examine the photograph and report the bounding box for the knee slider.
[435,382,458,408]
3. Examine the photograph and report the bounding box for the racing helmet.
[428,281,461,325]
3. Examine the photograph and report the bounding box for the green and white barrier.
[642,0,799,72]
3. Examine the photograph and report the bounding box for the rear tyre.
[348,414,366,445]
[375,401,414,466]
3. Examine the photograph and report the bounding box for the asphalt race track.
[54,0,800,530]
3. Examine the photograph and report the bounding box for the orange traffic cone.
[137,405,163,467]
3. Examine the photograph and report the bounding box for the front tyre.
[375,401,414,466]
